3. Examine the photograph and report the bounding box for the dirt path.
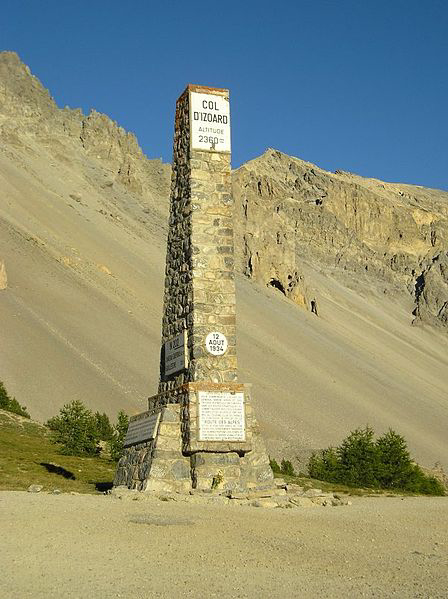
[0,491,447,598]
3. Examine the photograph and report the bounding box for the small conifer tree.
[47,400,100,456]
[376,429,413,489]
[280,459,296,477]
[269,457,281,473]
[94,411,114,441]
[0,380,30,418]
[337,426,379,487]
[108,410,129,461]
[307,426,445,495]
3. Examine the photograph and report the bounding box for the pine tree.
[47,401,100,456]
[376,429,413,488]
[108,410,129,461]
[0,380,30,418]
[94,411,114,441]
[337,426,379,487]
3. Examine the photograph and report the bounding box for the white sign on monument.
[198,391,245,442]
[164,330,188,376]
[124,411,161,447]
[205,331,228,355]
[190,92,231,153]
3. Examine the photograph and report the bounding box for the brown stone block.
[220,315,236,325]
[192,312,208,324]
[156,435,182,451]
[191,303,214,314]
[203,206,232,217]
[218,271,235,280]
[190,159,205,169]
[217,245,234,254]
[218,228,233,237]
[202,270,217,280]
[190,180,215,193]
[158,423,181,438]
[203,255,227,269]
[194,465,241,479]
[191,169,211,181]
[192,346,206,359]
[222,371,238,382]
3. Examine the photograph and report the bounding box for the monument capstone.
[114,85,274,493]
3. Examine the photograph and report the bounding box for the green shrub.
[308,426,445,496]
[270,457,297,477]
[108,410,129,462]
[280,459,296,477]
[337,426,380,487]
[269,458,281,473]
[401,464,445,495]
[0,381,30,418]
[308,447,340,482]
[94,411,114,441]
[375,429,414,489]
[47,401,100,456]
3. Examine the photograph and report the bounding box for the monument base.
[113,383,274,493]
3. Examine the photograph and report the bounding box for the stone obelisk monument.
[114,85,273,493]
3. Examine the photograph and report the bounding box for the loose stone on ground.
[111,478,351,509]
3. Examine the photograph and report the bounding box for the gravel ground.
[0,491,447,598]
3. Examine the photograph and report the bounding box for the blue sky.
[2,0,447,190]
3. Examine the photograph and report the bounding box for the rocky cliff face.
[232,149,448,328]
[413,251,448,327]
[0,51,170,205]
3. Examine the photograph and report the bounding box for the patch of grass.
[274,471,438,497]
[0,410,115,494]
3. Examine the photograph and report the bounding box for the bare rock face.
[0,260,6,290]
[0,51,171,203]
[79,109,145,194]
[233,149,448,325]
[0,51,57,122]
[413,251,448,328]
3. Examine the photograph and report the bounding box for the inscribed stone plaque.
[124,412,161,447]
[198,391,245,441]
[164,330,187,376]
[190,92,231,153]
[205,331,228,356]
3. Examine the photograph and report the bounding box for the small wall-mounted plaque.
[205,331,228,356]
[123,411,161,447]
[198,391,245,442]
[164,330,188,376]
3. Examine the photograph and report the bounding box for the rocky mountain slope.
[1,51,447,468]
[233,149,448,328]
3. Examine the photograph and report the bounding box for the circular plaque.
[205,332,228,356]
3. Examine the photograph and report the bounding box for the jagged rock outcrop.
[413,251,448,328]
[0,51,57,123]
[78,110,147,194]
[0,51,170,203]
[233,149,448,325]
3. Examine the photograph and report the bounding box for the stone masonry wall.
[159,86,237,391]
[158,89,193,392]
[189,144,236,383]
